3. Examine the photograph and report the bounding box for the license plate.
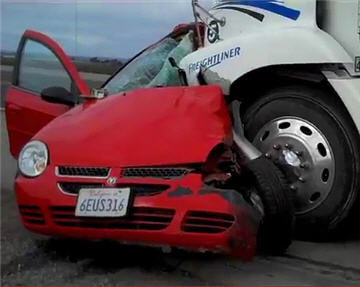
[75,188,130,217]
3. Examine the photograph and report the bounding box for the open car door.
[5,30,90,158]
[6,30,89,157]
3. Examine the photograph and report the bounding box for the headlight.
[18,141,48,177]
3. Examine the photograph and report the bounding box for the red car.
[5,28,293,260]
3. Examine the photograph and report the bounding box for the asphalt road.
[1,65,360,286]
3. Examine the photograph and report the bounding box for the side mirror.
[40,87,76,106]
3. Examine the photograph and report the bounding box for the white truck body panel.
[181,28,351,92]
[318,0,360,75]
[326,75,360,130]
[180,0,360,134]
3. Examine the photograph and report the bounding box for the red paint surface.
[11,84,258,259]
[6,87,70,157]
[35,86,232,167]
[15,171,258,260]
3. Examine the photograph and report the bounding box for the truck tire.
[243,85,360,237]
[245,156,294,254]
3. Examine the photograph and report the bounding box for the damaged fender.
[198,185,263,259]
[201,69,232,95]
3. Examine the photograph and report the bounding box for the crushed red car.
[5,29,293,260]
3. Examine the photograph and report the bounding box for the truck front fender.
[181,27,352,94]
[323,72,360,136]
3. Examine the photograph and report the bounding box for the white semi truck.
[179,0,360,235]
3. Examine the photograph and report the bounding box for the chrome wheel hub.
[253,117,335,215]
[282,149,301,167]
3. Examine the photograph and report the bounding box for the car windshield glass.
[104,38,179,94]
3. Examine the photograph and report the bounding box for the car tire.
[243,85,360,237]
[245,155,294,254]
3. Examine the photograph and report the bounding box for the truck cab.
[179,0,360,236]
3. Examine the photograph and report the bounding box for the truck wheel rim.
[253,117,335,215]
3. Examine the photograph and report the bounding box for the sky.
[0,0,212,58]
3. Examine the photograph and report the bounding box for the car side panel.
[5,87,70,157]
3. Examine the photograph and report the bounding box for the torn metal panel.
[198,185,263,259]
[202,68,232,95]
[198,186,263,226]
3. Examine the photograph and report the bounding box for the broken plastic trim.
[82,88,109,99]
[201,143,238,184]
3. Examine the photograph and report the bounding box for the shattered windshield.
[104,32,194,94]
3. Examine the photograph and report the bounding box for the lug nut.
[285,144,291,149]
[273,144,280,150]
[300,163,308,169]
[265,153,271,159]
[290,185,297,191]
[298,177,305,183]
[295,151,302,156]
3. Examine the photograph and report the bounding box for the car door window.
[18,39,72,94]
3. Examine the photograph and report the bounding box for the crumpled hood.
[35,86,232,167]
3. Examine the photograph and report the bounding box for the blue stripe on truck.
[215,0,301,20]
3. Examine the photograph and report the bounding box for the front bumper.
[15,167,262,260]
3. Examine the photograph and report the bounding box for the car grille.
[182,211,234,234]
[19,205,45,225]
[49,206,174,230]
[122,167,191,179]
[58,182,169,196]
[56,166,110,177]
[58,182,103,195]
